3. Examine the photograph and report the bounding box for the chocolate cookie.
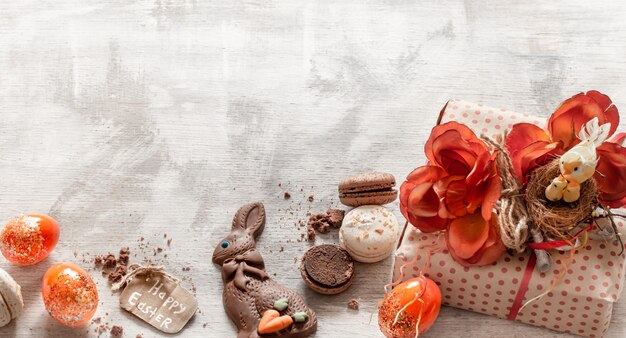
[338,172,397,207]
[300,244,354,295]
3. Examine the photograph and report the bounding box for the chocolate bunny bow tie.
[222,249,269,290]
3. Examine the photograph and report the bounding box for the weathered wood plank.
[0,0,625,337]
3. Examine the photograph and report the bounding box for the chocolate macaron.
[338,172,397,207]
[300,244,354,295]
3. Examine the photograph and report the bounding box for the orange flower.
[596,138,626,208]
[424,122,502,221]
[505,90,626,207]
[399,165,448,233]
[400,122,505,266]
[548,90,619,149]
[446,212,506,267]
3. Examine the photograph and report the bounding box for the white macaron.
[339,205,400,263]
[0,268,23,327]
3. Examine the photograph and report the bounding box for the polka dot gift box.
[393,98,626,337]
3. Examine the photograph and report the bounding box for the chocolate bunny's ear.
[232,202,266,239]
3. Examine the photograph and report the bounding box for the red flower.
[400,122,504,266]
[505,90,626,207]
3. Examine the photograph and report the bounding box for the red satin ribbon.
[508,224,593,320]
[527,224,593,250]
[507,253,536,320]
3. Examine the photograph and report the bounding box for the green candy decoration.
[293,311,308,323]
[274,298,289,312]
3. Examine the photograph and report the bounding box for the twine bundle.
[483,136,552,272]
[111,263,180,291]
[483,137,530,253]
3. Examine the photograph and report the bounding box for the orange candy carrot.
[258,310,293,334]
[259,310,279,330]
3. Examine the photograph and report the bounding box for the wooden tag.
[119,270,197,333]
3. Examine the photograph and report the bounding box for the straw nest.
[524,159,598,240]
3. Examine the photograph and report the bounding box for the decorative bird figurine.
[545,175,567,201]
[545,117,610,203]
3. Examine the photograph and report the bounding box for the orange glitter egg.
[0,214,60,265]
[379,276,441,337]
[42,263,98,327]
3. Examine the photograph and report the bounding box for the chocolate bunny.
[213,202,317,338]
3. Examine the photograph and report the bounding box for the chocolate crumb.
[167,238,172,247]
[103,254,117,268]
[182,265,191,272]
[284,191,291,199]
[110,325,123,337]
[280,245,284,252]
[96,324,107,334]
[347,299,360,310]
[308,195,314,202]
[94,256,103,266]
[108,265,127,284]
[326,208,345,228]
[307,214,330,234]
[136,335,143,338]
[118,247,130,265]
[306,225,316,241]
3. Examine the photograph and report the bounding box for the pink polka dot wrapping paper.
[393,99,626,338]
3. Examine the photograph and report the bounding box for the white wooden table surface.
[1,1,626,337]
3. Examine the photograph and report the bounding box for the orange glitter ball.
[379,277,441,337]
[42,263,98,327]
[0,214,60,265]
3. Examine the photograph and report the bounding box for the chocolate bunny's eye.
[221,241,229,248]
[574,167,578,171]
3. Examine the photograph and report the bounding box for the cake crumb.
[326,208,345,228]
[306,225,316,241]
[118,247,130,265]
[307,213,330,234]
[284,191,291,199]
[110,325,123,337]
[347,299,360,310]
[108,265,128,284]
[103,253,117,268]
